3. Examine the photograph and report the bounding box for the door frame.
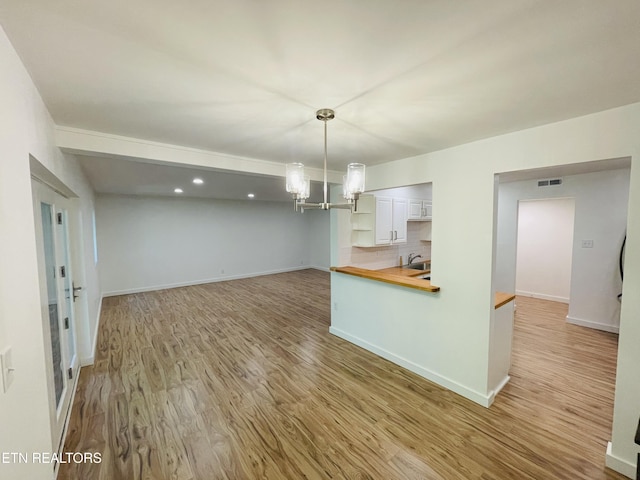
[31,177,82,456]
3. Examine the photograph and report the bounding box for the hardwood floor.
[59,270,625,479]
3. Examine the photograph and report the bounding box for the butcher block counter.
[330,263,438,293]
[376,265,430,277]
[331,263,516,308]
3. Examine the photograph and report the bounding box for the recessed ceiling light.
[174,188,183,194]
[193,178,204,185]
[247,193,255,199]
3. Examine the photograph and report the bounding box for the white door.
[32,180,80,452]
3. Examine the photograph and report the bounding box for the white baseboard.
[487,375,511,405]
[566,315,619,334]
[102,266,314,297]
[329,326,493,408]
[606,441,637,478]
[515,290,569,304]
[80,295,102,366]
[310,265,330,272]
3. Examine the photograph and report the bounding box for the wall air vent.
[537,178,562,187]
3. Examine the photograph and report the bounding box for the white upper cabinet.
[351,195,408,247]
[374,196,394,244]
[408,199,423,220]
[408,199,432,221]
[392,197,408,243]
[374,196,407,245]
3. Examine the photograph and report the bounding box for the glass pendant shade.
[342,175,354,200]
[286,163,305,194]
[300,175,310,199]
[345,163,365,195]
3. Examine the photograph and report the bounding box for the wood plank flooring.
[59,270,626,479]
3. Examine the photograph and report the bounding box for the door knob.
[72,282,83,302]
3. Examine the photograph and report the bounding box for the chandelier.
[285,109,365,212]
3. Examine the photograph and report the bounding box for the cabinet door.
[424,203,433,220]
[408,199,423,220]
[374,196,393,244]
[392,198,408,243]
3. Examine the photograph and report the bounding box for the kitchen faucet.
[408,253,423,264]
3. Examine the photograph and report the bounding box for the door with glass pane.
[32,180,79,451]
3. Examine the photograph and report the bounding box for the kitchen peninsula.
[330,260,439,293]
[331,263,516,309]
[330,262,516,406]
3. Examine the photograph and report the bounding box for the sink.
[405,263,430,271]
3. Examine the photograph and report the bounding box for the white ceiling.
[2,1,640,198]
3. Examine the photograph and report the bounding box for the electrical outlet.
[1,347,15,393]
[333,302,338,311]
[581,239,594,248]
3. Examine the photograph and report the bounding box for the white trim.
[515,290,569,304]
[80,295,103,366]
[566,315,619,334]
[53,365,81,479]
[606,441,637,478]
[329,326,493,407]
[310,265,331,272]
[102,266,313,297]
[55,126,342,183]
[487,376,511,405]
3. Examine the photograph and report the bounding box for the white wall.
[306,209,330,270]
[497,168,630,332]
[96,194,329,295]
[331,103,640,477]
[339,222,432,270]
[516,198,575,303]
[0,26,100,480]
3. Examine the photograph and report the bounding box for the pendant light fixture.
[285,109,365,212]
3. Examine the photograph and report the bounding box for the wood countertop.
[376,262,430,278]
[331,264,515,307]
[494,292,516,309]
[330,265,439,293]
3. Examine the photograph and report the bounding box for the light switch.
[581,239,594,248]
[1,347,15,393]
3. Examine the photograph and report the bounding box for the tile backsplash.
[339,222,431,269]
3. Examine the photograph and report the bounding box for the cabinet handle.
[390,230,393,243]
[394,230,398,240]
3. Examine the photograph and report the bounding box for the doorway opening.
[515,197,575,304]
[493,157,630,467]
